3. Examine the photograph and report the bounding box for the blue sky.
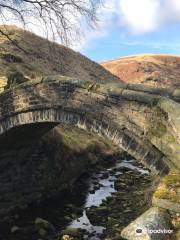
[82,25,180,62]
[2,0,180,63]
[78,0,180,62]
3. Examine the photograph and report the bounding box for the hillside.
[0,25,120,85]
[102,54,180,88]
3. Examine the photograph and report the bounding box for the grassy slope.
[102,54,180,88]
[0,25,120,84]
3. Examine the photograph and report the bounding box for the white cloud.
[118,0,180,34]
[119,0,159,33]
[78,0,180,49]
[2,0,180,50]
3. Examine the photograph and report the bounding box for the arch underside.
[0,108,169,175]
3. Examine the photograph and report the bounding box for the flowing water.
[0,158,153,240]
[69,159,150,240]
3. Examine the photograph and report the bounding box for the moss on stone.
[154,185,169,199]
[5,71,28,89]
[80,81,94,89]
[165,134,177,143]
[154,190,179,202]
[154,172,180,203]
[147,106,167,139]
[148,122,167,138]
[163,174,180,186]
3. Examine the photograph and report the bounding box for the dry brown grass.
[0,25,120,84]
[102,54,180,88]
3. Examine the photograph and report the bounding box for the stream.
[69,159,149,240]
[0,157,153,240]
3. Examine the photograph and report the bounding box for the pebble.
[11,226,21,234]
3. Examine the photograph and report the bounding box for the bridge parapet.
[0,74,179,116]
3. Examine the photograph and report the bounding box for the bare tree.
[0,0,102,45]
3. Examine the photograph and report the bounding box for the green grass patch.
[163,174,180,186]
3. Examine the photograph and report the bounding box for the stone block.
[153,197,180,214]
[122,89,159,104]
[121,207,173,240]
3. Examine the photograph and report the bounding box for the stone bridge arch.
[0,76,179,230]
[1,76,178,175]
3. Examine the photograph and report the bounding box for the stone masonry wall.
[0,76,179,174]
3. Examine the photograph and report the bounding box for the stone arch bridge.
[0,76,179,176]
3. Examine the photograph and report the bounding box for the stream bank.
[1,156,155,240]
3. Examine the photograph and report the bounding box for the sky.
[2,0,180,62]
[80,0,180,62]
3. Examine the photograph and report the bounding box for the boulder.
[121,207,173,240]
[34,217,54,231]
[10,225,21,234]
